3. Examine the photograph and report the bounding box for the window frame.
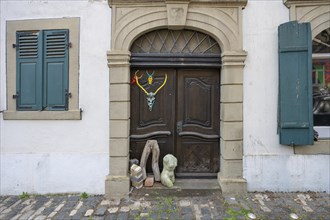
[283,0,330,154]
[4,18,81,120]
[312,53,330,134]
[294,48,330,154]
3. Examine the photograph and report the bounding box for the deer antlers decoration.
[134,70,167,111]
[131,70,143,84]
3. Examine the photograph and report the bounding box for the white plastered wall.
[0,0,111,194]
[243,0,330,192]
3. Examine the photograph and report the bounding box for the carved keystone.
[166,3,188,30]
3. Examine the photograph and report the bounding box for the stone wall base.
[105,175,130,199]
[218,172,247,195]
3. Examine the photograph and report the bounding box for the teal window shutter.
[43,30,69,110]
[16,31,43,110]
[278,21,314,145]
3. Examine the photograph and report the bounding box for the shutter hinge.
[67,42,72,48]
[65,90,72,98]
[65,90,71,110]
[12,44,17,48]
[13,92,19,99]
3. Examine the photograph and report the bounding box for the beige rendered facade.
[1,0,329,197]
[106,0,248,198]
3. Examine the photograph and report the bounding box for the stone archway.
[106,0,247,199]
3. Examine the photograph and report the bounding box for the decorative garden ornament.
[160,154,177,188]
[146,70,155,85]
[135,70,167,111]
[139,140,161,181]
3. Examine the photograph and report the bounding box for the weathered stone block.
[220,103,242,122]
[110,101,130,120]
[110,157,129,176]
[221,85,243,103]
[217,173,247,195]
[110,120,129,138]
[110,84,130,102]
[220,157,243,178]
[221,66,243,85]
[110,138,129,157]
[109,66,130,84]
[220,121,243,141]
[220,139,243,160]
[105,175,130,199]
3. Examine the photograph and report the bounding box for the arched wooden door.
[129,30,221,177]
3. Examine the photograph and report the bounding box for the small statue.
[160,154,177,188]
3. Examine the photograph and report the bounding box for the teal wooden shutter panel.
[16,31,43,110]
[278,21,313,145]
[43,30,69,110]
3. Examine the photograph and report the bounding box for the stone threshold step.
[142,179,220,190]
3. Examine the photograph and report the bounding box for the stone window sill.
[3,110,82,120]
[294,140,330,155]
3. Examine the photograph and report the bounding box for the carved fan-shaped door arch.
[130,29,221,177]
[131,29,221,54]
[130,29,221,67]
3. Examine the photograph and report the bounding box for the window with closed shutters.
[16,29,69,111]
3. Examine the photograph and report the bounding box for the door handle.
[176,121,183,134]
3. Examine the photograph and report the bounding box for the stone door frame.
[106,0,248,198]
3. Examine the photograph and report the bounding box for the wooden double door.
[130,68,220,177]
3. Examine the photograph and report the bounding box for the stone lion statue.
[160,154,177,187]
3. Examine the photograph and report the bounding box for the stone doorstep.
[138,179,221,190]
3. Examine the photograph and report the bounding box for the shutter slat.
[17,32,39,59]
[278,21,314,145]
[45,31,67,59]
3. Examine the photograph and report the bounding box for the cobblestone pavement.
[0,188,329,220]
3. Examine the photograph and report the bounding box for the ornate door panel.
[130,68,220,176]
[176,69,220,177]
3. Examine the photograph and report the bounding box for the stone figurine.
[160,154,177,188]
